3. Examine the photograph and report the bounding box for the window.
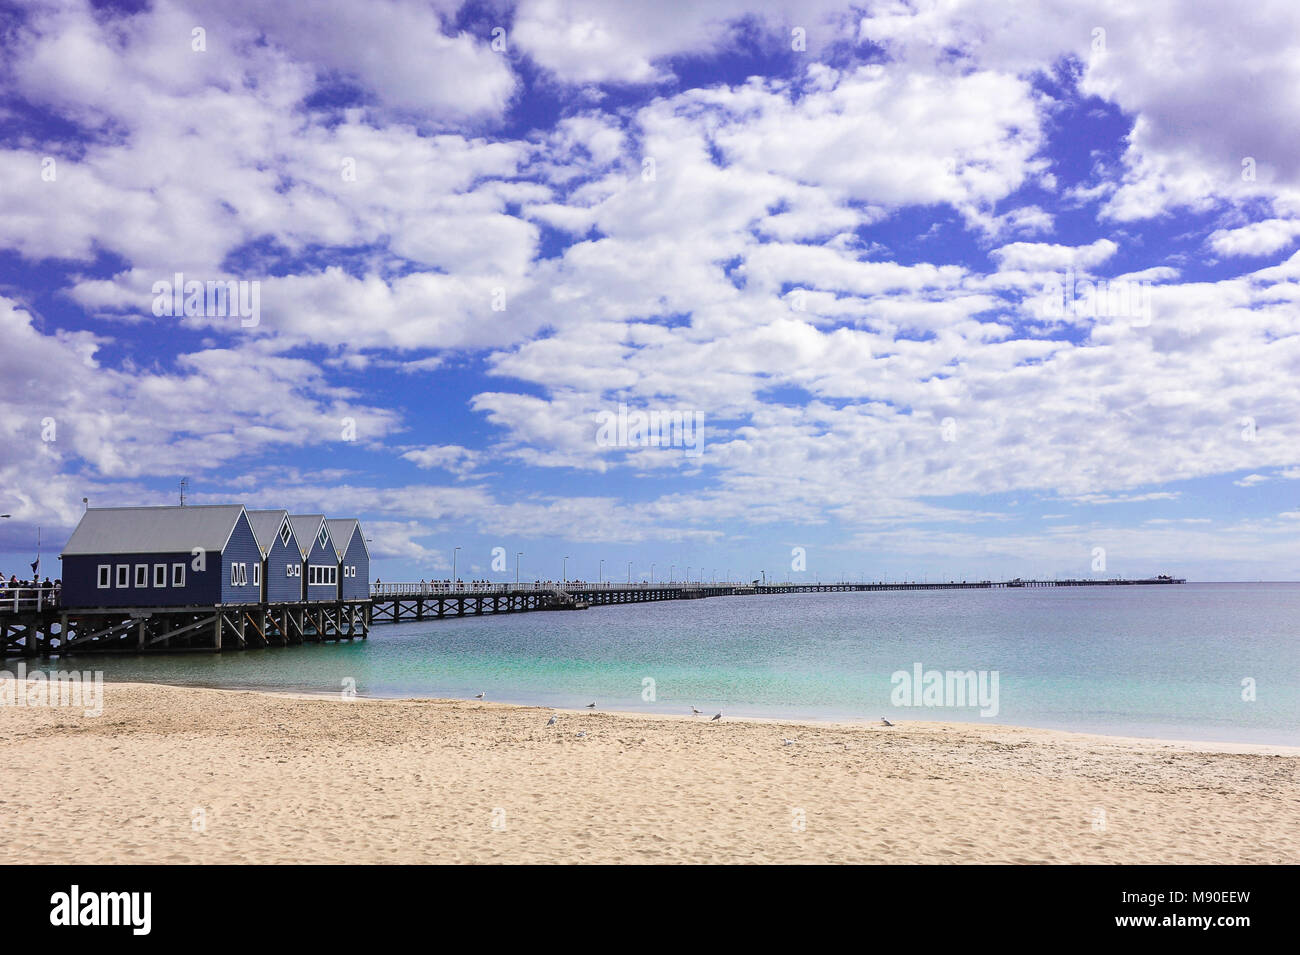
[238,563,248,585]
[135,564,148,588]
[154,564,167,588]
[172,563,185,587]
[308,565,337,586]
[231,563,238,586]
[285,564,293,577]
[279,521,291,547]
[318,526,329,549]
[253,563,260,587]
[97,565,111,589]
[116,565,129,588]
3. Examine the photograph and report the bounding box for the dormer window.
[279,521,291,547]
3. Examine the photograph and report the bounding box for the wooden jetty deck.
[1,576,1185,656]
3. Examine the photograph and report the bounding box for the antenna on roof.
[179,477,189,506]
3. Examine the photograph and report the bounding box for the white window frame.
[279,521,291,547]
[172,563,185,587]
[116,564,129,588]
[154,563,167,588]
[231,563,239,586]
[135,564,148,588]
[253,563,260,587]
[318,526,329,549]
[97,564,111,588]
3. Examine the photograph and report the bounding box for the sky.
[2,0,1300,584]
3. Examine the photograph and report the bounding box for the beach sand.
[1,681,1297,864]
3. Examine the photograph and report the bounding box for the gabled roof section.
[246,509,291,556]
[287,514,327,559]
[325,519,360,561]
[61,505,248,557]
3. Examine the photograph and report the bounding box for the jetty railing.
[371,580,742,597]
[0,586,61,613]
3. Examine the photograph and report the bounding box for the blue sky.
[3,0,1300,583]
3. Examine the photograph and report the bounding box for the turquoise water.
[54,583,1300,744]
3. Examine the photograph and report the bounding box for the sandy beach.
[1,681,1297,864]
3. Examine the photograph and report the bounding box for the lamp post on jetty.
[599,559,604,584]
[650,562,655,585]
[670,564,675,583]
[516,552,522,584]
[626,561,632,584]
[562,556,569,586]
[452,546,461,585]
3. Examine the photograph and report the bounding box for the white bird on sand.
[474,692,485,700]
[782,738,797,746]
[880,717,894,727]
[710,712,722,722]
[586,702,597,708]
[546,714,557,726]
[576,731,587,738]
[690,706,702,715]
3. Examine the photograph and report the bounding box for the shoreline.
[3,680,1297,863]
[48,674,1300,754]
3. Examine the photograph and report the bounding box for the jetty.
[363,575,1185,623]
[1,575,1186,657]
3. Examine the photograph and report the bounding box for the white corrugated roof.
[61,505,247,557]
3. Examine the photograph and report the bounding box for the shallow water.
[37,582,1300,744]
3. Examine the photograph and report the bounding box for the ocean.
[49,582,1300,745]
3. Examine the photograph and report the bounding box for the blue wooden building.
[246,509,303,604]
[326,518,370,600]
[288,514,337,602]
[60,505,262,608]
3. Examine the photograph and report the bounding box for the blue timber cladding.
[264,524,302,603]
[247,509,302,604]
[337,524,370,600]
[296,517,336,601]
[218,511,262,605]
[61,552,216,608]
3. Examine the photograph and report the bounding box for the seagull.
[586,702,596,708]
[473,692,485,700]
[576,731,587,738]
[546,714,557,726]
[690,706,702,715]
[880,717,894,727]
[710,712,722,722]
[782,738,797,745]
